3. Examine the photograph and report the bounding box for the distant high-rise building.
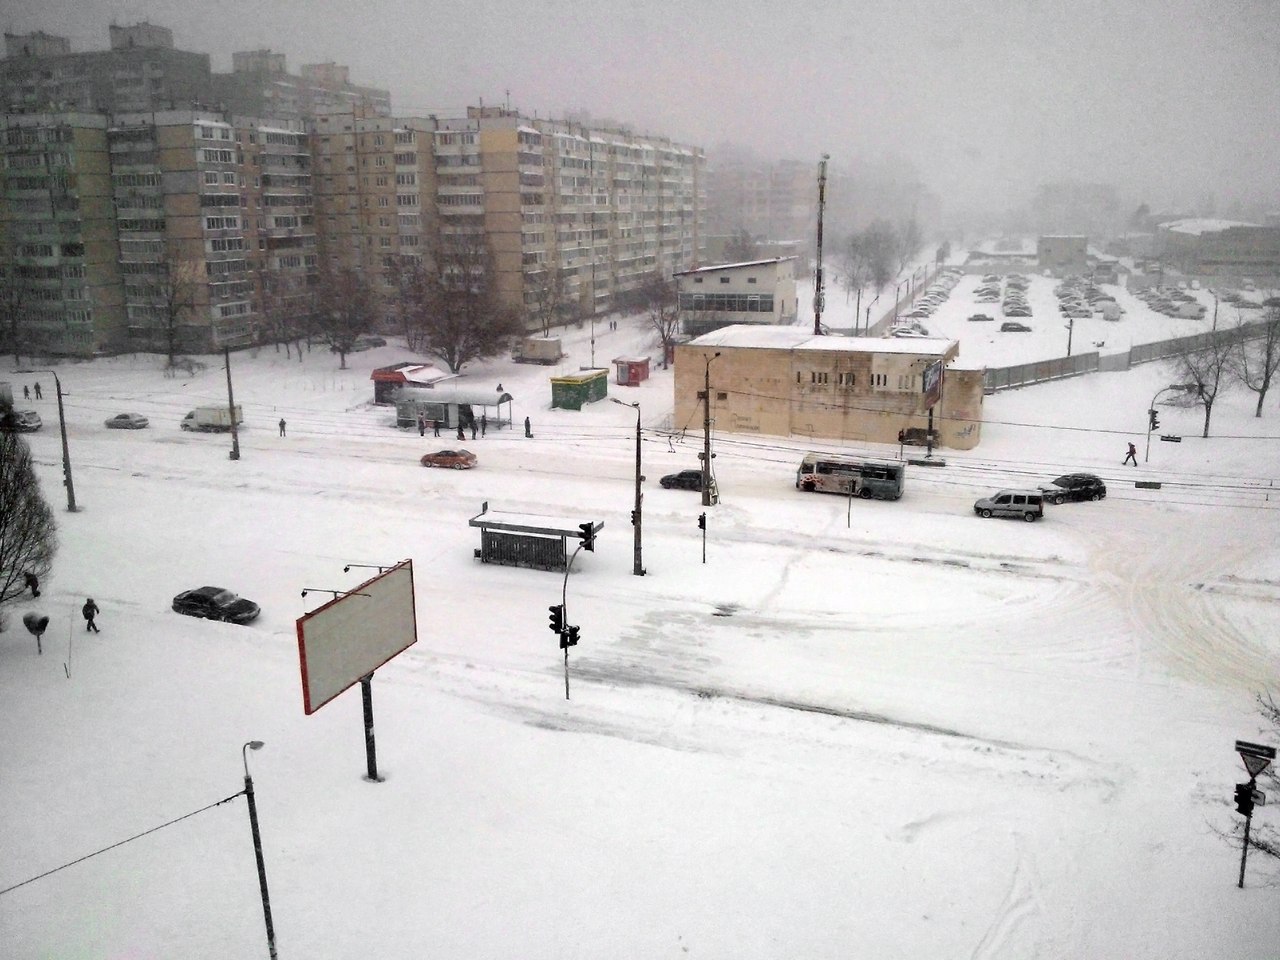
[212,51,391,123]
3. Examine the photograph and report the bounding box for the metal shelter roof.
[469,510,603,538]
[396,387,514,406]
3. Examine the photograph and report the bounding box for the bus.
[796,454,905,500]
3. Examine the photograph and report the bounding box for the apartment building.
[1,25,213,114]
[0,112,122,354]
[213,51,391,124]
[1155,219,1280,282]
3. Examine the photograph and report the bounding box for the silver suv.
[974,489,1043,522]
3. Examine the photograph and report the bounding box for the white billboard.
[296,560,417,715]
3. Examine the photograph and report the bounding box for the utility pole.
[225,346,240,461]
[813,154,829,336]
[701,352,720,506]
[20,368,76,511]
[610,398,644,576]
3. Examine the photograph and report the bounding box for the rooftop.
[683,324,958,357]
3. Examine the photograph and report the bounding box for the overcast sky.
[8,0,1279,215]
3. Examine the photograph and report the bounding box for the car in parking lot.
[1000,321,1032,332]
[974,489,1044,522]
[171,586,261,624]
[104,413,149,429]
[1039,473,1106,504]
[968,313,995,322]
[0,409,41,432]
[660,469,705,491]
[420,448,477,469]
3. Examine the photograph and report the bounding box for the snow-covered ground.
[3,283,1280,959]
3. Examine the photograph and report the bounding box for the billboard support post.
[361,674,380,782]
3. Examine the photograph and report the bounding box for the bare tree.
[635,270,680,369]
[894,216,923,273]
[0,425,57,632]
[258,272,310,361]
[862,219,898,294]
[722,228,758,263]
[0,265,30,365]
[1230,307,1280,417]
[839,233,871,304]
[154,256,202,367]
[404,233,525,374]
[525,262,572,336]
[1168,329,1236,438]
[314,265,376,369]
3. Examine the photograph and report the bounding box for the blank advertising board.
[296,559,418,715]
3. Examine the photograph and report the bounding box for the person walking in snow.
[33,381,42,400]
[22,385,29,400]
[82,598,100,633]
[278,418,287,437]
[524,416,532,438]
[432,419,440,437]
[456,422,466,441]
[23,571,40,597]
[1123,442,1138,466]
[480,414,487,437]
[470,420,478,441]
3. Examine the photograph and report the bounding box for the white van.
[974,489,1044,522]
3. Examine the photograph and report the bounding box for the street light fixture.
[17,368,76,511]
[893,279,908,325]
[609,397,644,576]
[701,352,720,507]
[241,740,277,960]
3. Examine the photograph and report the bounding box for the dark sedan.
[660,469,704,491]
[172,586,261,624]
[1039,473,1107,504]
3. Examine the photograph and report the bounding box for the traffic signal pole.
[1238,777,1255,888]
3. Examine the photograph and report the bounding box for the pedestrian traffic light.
[560,625,580,649]
[548,604,564,636]
[1149,409,1160,431]
[697,512,706,530]
[578,522,595,552]
[1235,782,1255,816]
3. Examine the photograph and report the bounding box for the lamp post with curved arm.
[17,368,75,511]
[241,740,277,960]
[610,397,644,576]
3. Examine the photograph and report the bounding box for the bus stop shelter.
[469,508,603,572]
[396,387,514,430]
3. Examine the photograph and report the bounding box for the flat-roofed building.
[673,324,984,449]
[675,257,798,337]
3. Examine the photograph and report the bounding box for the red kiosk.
[611,356,651,387]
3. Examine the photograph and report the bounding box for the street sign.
[1236,740,1275,778]
[1134,481,1162,489]
[1159,435,1182,442]
[1252,789,1266,805]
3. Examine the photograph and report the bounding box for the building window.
[720,276,730,284]
[837,372,855,387]
[871,373,887,388]
[810,372,829,384]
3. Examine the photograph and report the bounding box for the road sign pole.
[1239,777,1255,889]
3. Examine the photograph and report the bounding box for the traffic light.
[697,512,706,530]
[1235,782,1255,816]
[548,604,564,636]
[1149,409,1160,431]
[630,510,637,526]
[560,625,580,649]
[578,522,595,552]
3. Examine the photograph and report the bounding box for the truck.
[181,405,243,432]
[511,337,564,365]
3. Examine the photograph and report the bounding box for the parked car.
[420,448,477,469]
[974,490,1044,522]
[1039,473,1107,504]
[968,313,995,322]
[1000,321,1032,332]
[660,469,704,491]
[171,586,261,624]
[0,409,41,432]
[104,413,149,429]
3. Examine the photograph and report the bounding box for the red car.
[420,448,477,469]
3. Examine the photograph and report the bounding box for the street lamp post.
[241,740,277,960]
[18,368,76,511]
[701,352,720,507]
[1209,289,1219,331]
[893,279,907,325]
[610,397,644,576]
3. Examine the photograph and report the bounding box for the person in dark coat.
[23,571,39,597]
[418,414,426,437]
[278,418,287,437]
[524,416,532,438]
[433,419,441,437]
[1123,442,1138,466]
[457,423,466,441]
[22,385,30,400]
[470,421,478,440]
[82,598,100,633]
[33,382,42,399]
[480,414,487,437]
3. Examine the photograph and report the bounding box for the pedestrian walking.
[278,418,287,437]
[1123,442,1138,466]
[82,597,100,633]
[433,419,441,437]
[480,414,487,437]
[23,571,40,597]
[457,423,466,441]
[418,414,426,437]
[33,382,42,400]
[22,385,29,400]
[470,421,478,440]
[524,416,533,438]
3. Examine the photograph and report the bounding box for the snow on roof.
[674,257,797,276]
[468,510,601,536]
[684,324,957,356]
[1159,218,1260,235]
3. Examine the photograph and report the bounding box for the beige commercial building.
[673,325,984,449]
